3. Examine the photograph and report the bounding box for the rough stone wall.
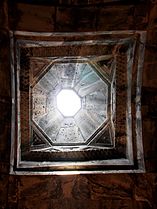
[0,0,157,208]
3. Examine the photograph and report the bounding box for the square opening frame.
[10,31,146,174]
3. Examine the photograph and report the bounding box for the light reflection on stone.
[32,60,109,145]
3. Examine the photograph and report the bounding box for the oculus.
[56,89,81,117]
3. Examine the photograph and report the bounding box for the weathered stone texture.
[9,2,150,32]
[5,174,157,209]
[55,6,98,32]
[14,3,55,32]
[96,5,135,30]
[141,0,157,174]
[0,174,9,209]
[15,176,62,209]
[0,0,11,173]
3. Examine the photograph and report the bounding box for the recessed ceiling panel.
[10,31,146,174]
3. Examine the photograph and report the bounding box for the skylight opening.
[56,89,81,117]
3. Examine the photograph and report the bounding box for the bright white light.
[57,89,81,117]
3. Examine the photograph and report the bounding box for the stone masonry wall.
[0,0,157,208]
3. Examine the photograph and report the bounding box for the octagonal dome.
[32,59,109,145]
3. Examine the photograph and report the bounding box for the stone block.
[96,5,135,30]
[0,174,9,208]
[12,3,55,32]
[0,98,11,164]
[0,31,11,98]
[143,63,157,88]
[56,6,97,31]
[18,176,63,209]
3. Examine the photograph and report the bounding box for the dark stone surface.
[0,0,157,208]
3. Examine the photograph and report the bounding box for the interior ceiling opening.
[10,31,146,174]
